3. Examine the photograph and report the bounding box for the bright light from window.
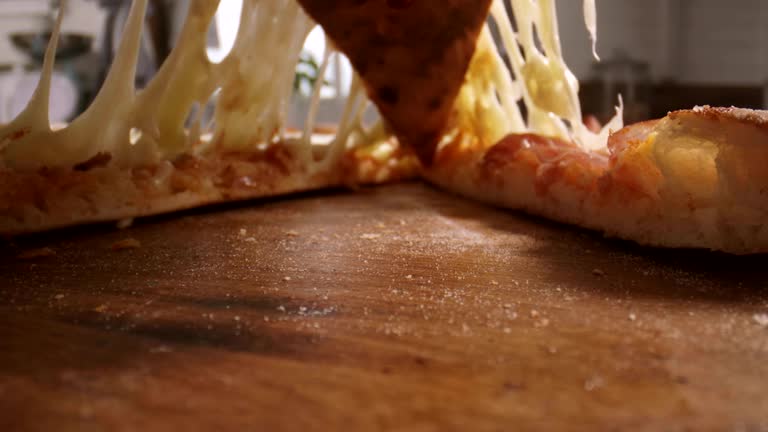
[206,3,353,98]
[303,26,353,99]
[207,0,242,64]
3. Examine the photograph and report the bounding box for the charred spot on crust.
[427,96,443,111]
[378,85,400,105]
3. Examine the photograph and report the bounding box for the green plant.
[293,51,329,96]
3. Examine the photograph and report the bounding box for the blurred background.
[0,0,765,126]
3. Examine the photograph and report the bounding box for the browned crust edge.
[1,145,419,236]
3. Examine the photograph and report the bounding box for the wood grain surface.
[1,183,767,431]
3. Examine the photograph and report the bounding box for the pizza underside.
[1,0,767,255]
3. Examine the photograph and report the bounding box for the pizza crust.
[425,107,768,254]
[296,0,493,165]
[0,142,418,236]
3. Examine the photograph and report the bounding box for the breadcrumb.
[753,313,768,327]
[360,233,381,240]
[584,375,605,391]
[116,218,134,230]
[111,238,141,251]
[592,268,606,277]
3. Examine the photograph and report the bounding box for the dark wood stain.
[1,183,767,431]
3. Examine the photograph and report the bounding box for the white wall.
[681,0,763,84]
[557,0,767,85]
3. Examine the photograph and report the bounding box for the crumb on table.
[111,238,142,251]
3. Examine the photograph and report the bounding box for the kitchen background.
[0,0,765,127]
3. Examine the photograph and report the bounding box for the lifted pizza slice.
[296,0,493,165]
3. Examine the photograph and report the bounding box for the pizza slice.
[426,106,768,254]
[296,0,493,165]
[0,0,419,235]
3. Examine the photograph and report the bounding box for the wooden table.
[2,183,767,431]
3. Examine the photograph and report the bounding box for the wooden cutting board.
[1,183,767,431]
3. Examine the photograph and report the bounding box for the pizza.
[2,0,767,255]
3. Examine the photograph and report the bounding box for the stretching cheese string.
[0,0,620,171]
[583,0,599,61]
[0,0,373,170]
[452,0,622,153]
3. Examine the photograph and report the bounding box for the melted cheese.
[0,0,620,171]
[451,0,622,153]
[583,0,599,60]
[0,0,375,171]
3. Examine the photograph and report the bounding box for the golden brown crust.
[671,106,768,130]
[426,108,768,254]
[5,102,768,254]
[0,143,419,236]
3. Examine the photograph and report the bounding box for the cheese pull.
[0,0,384,172]
[298,0,619,163]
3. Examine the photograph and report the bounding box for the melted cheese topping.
[0,0,375,171]
[0,0,620,171]
[451,0,622,153]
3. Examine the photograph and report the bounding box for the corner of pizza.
[2,0,767,255]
